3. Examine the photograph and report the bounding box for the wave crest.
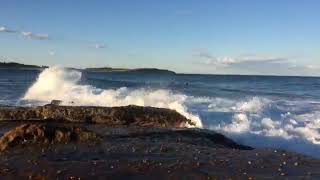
[22,66,203,128]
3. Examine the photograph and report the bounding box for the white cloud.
[284,64,320,76]
[34,34,49,40]
[203,57,236,66]
[192,50,320,76]
[0,26,15,33]
[1,25,50,40]
[49,51,55,56]
[194,50,288,67]
[21,31,32,37]
[21,31,49,40]
[304,64,320,70]
[93,44,105,49]
[236,54,287,62]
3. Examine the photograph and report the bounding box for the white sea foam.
[208,97,320,157]
[22,66,203,128]
[182,95,320,157]
[215,98,320,144]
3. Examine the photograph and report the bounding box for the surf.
[22,66,203,128]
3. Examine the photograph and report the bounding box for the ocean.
[1,66,320,158]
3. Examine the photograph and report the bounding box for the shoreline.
[0,105,319,179]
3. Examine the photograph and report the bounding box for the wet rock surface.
[0,123,318,179]
[0,106,319,179]
[0,123,99,151]
[0,105,193,128]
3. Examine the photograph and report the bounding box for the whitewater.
[22,66,202,128]
[1,66,320,158]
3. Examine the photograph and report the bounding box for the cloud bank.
[0,25,49,40]
[0,26,15,33]
[193,50,320,76]
[92,44,106,49]
[21,31,49,40]
[49,51,55,56]
[194,50,288,67]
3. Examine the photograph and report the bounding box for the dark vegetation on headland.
[0,61,48,69]
[85,67,176,74]
[0,104,319,179]
[0,61,176,74]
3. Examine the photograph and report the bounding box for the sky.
[0,0,319,76]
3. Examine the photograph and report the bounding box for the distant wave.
[22,66,202,128]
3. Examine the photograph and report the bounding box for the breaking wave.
[22,66,203,128]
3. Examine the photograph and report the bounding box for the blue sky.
[0,0,319,75]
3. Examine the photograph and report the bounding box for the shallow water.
[1,67,320,158]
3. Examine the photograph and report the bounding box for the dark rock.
[0,105,193,128]
[0,122,319,179]
[50,100,62,106]
[0,105,319,178]
[0,123,99,151]
[107,128,253,150]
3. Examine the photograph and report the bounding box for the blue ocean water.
[2,69,320,104]
[1,67,320,157]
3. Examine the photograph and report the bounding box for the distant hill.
[0,62,47,69]
[0,61,175,74]
[85,67,176,75]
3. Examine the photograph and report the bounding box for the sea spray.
[210,97,320,144]
[22,66,203,128]
[207,97,320,157]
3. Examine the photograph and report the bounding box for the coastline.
[0,105,319,179]
[2,62,320,78]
